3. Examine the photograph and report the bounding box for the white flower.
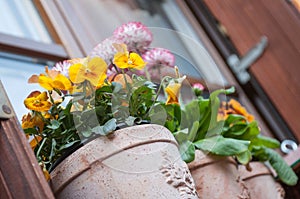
[143,48,175,68]
[52,59,82,78]
[90,37,120,64]
[53,60,72,78]
[113,22,153,53]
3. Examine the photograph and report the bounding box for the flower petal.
[38,75,54,90]
[69,63,86,84]
[52,74,72,90]
[129,53,146,70]
[113,52,130,69]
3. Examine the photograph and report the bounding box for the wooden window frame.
[0,81,54,198]
[0,33,68,62]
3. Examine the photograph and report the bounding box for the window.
[0,53,48,119]
[0,0,52,43]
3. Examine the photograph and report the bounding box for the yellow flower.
[24,91,52,112]
[28,67,72,91]
[21,113,44,132]
[165,76,186,105]
[113,43,146,70]
[69,57,107,87]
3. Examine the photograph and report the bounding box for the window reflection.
[0,0,52,43]
[63,0,227,86]
[0,53,49,120]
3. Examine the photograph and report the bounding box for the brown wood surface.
[0,33,68,62]
[203,0,300,141]
[0,81,54,199]
[35,0,84,58]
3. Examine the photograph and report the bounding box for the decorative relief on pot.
[159,152,199,198]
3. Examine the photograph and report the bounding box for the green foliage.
[164,86,297,185]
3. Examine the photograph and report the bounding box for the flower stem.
[144,76,172,118]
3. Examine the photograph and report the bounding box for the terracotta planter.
[50,124,199,198]
[188,150,250,199]
[238,162,285,199]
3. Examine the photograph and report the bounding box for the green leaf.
[96,85,113,94]
[187,121,199,142]
[71,93,85,102]
[125,116,136,126]
[205,120,224,138]
[99,118,116,135]
[223,121,260,140]
[209,87,235,102]
[112,82,123,93]
[224,114,247,125]
[81,127,93,137]
[58,140,80,150]
[49,138,57,161]
[264,148,298,186]
[47,120,61,130]
[250,135,280,149]
[174,129,188,145]
[24,128,39,135]
[194,136,250,156]
[149,104,167,126]
[223,122,248,137]
[181,100,200,130]
[236,150,252,165]
[163,104,181,132]
[179,141,195,163]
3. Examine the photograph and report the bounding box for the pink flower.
[192,83,205,97]
[139,48,175,79]
[90,37,121,64]
[113,22,153,53]
[192,83,205,91]
[53,58,83,78]
[52,60,73,78]
[142,48,175,68]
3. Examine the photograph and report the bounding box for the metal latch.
[227,36,268,84]
[0,81,14,119]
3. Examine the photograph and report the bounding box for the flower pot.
[188,150,250,199]
[238,162,285,199]
[50,124,199,198]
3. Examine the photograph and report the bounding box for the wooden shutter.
[201,0,300,141]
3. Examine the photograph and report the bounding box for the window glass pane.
[62,0,227,87]
[0,53,49,120]
[0,0,52,43]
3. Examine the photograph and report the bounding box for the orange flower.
[28,66,72,91]
[39,162,51,181]
[69,57,107,87]
[22,113,44,132]
[24,91,52,112]
[29,136,43,149]
[113,43,146,70]
[218,99,255,122]
[165,76,186,105]
[113,74,132,88]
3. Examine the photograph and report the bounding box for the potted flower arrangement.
[21,22,297,198]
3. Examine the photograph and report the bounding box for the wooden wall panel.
[203,0,300,141]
